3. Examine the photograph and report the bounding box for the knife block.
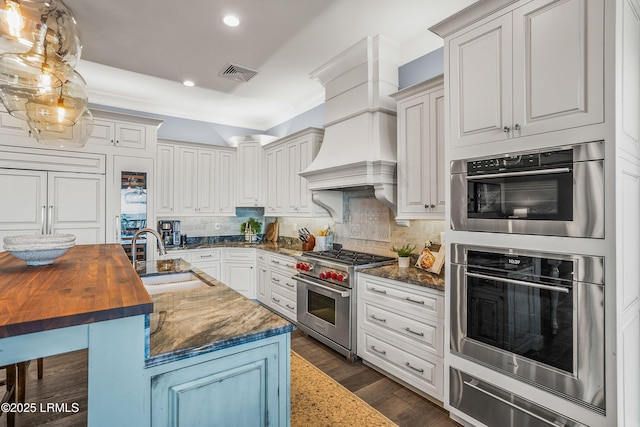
[302,235,315,251]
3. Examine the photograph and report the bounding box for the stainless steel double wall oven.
[449,141,607,425]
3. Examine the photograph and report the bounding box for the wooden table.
[0,244,153,426]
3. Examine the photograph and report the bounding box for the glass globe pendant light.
[25,70,88,126]
[29,107,93,148]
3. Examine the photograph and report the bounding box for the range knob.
[296,263,302,269]
[337,273,345,282]
[319,272,326,279]
[331,272,338,280]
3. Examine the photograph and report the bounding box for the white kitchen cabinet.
[256,254,269,303]
[448,0,604,147]
[189,249,222,281]
[156,143,175,215]
[0,168,105,246]
[217,150,236,215]
[236,141,264,207]
[87,118,147,150]
[394,77,445,225]
[254,250,297,322]
[0,107,30,139]
[223,248,256,299]
[264,128,325,217]
[357,273,444,402]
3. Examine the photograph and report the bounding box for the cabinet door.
[177,147,198,214]
[512,0,604,137]
[256,263,269,304]
[397,93,430,216]
[286,142,300,213]
[156,144,175,215]
[223,262,256,299]
[265,147,285,215]
[217,150,236,215]
[115,122,146,149]
[294,138,314,213]
[449,13,513,147]
[197,149,217,214]
[0,108,30,138]
[48,172,105,244]
[237,142,262,207]
[87,118,116,147]
[0,169,47,246]
[429,88,446,214]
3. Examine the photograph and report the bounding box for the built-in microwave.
[450,141,604,238]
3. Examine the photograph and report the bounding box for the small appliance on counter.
[158,220,181,248]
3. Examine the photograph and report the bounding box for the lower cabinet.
[223,248,256,299]
[149,334,290,427]
[357,273,445,402]
[254,251,298,322]
[189,249,222,281]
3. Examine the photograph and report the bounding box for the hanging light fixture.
[0,0,91,147]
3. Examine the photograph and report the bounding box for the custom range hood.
[300,36,399,222]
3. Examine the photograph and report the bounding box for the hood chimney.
[300,35,399,219]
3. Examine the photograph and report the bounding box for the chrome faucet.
[132,227,167,267]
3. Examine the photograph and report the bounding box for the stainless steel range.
[294,248,395,361]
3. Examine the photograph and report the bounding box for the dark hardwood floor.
[0,330,460,426]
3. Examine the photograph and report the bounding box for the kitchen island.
[0,244,294,426]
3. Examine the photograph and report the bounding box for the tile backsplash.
[159,190,444,258]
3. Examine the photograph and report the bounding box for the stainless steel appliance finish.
[294,249,395,360]
[450,141,604,238]
[157,220,181,248]
[450,368,585,427]
[451,244,605,413]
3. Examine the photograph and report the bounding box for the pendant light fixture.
[0,0,92,147]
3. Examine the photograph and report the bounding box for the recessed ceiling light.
[182,80,195,87]
[222,15,240,27]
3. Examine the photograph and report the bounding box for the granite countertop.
[138,259,295,367]
[359,264,445,291]
[166,239,304,257]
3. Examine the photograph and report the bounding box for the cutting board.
[265,218,279,242]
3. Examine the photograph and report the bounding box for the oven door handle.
[465,167,571,180]
[465,272,570,294]
[294,275,350,298]
[464,379,568,427]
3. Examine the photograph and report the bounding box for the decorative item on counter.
[264,217,279,242]
[415,241,445,275]
[240,217,261,243]
[390,243,416,268]
[314,225,332,251]
[3,233,76,266]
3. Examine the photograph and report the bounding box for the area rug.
[290,350,397,426]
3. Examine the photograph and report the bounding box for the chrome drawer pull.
[272,260,281,265]
[286,304,295,310]
[406,297,425,305]
[370,314,387,323]
[370,346,386,355]
[405,362,424,373]
[199,254,213,258]
[272,277,280,282]
[405,327,424,337]
[285,282,295,288]
[369,287,387,294]
[271,297,280,303]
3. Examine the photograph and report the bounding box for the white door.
[156,144,175,215]
[430,88,446,214]
[296,138,314,213]
[511,0,604,137]
[48,172,105,244]
[449,13,513,147]
[286,142,300,213]
[197,149,217,214]
[177,146,198,214]
[237,143,261,207]
[224,262,256,299]
[265,147,285,215]
[0,169,47,246]
[217,150,236,215]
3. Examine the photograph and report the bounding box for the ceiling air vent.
[220,63,258,82]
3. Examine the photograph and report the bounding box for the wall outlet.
[215,223,221,231]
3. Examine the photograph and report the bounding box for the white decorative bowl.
[3,234,76,266]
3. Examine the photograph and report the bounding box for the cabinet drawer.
[225,248,255,261]
[360,331,443,399]
[270,270,296,293]
[360,274,444,320]
[270,289,296,317]
[270,253,297,271]
[362,302,444,357]
[190,249,221,263]
[256,250,269,264]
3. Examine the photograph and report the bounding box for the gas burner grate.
[303,249,395,266]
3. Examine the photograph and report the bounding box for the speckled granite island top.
[137,259,295,367]
[359,264,445,292]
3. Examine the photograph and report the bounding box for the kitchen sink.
[141,272,207,295]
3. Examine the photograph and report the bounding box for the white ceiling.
[64,0,477,130]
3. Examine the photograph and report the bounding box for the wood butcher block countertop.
[0,244,153,338]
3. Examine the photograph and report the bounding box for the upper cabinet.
[394,77,445,225]
[236,141,264,207]
[157,140,236,217]
[264,128,327,217]
[448,0,604,147]
[85,110,162,156]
